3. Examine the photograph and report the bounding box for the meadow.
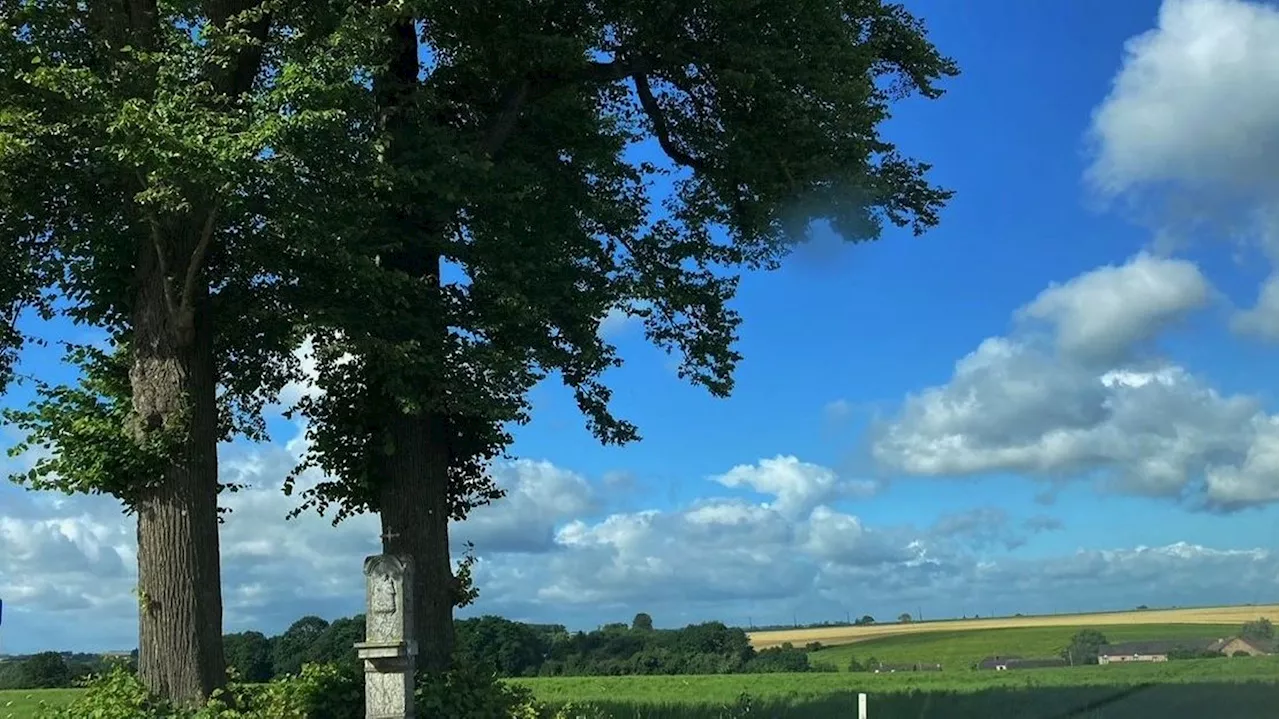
[748,604,1280,648]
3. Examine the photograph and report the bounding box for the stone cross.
[355,554,417,719]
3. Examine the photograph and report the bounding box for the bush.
[37,660,542,719]
[415,659,541,719]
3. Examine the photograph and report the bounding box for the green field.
[0,689,78,719]
[3,655,1275,718]
[807,623,1235,671]
[514,658,1279,718]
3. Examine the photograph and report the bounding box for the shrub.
[414,659,541,719]
[38,659,542,719]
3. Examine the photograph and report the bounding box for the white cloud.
[873,256,1276,511]
[1086,0,1279,341]
[1017,252,1210,364]
[710,455,876,517]
[1,433,1275,653]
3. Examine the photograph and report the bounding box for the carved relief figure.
[372,573,397,614]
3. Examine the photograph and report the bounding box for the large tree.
[0,0,363,704]
[283,0,958,674]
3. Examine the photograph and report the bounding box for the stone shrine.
[355,554,417,719]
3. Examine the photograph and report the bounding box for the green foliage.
[415,659,541,719]
[1062,630,1108,666]
[1241,618,1274,640]
[31,662,361,719]
[1,0,361,503]
[631,614,654,633]
[271,0,960,533]
[3,344,184,511]
[272,616,332,679]
[899,613,914,624]
[223,632,274,684]
[18,653,70,690]
[744,644,812,674]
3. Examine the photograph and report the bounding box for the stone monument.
[355,554,417,719]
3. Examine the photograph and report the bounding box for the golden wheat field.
[747,604,1280,649]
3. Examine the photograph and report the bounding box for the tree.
[277,0,958,675]
[855,615,876,626]
[1242,618,1275,640]
[1,2,366,705]
[632,613,655,632]
[1062,629,1108,666]
[272,616,331,678]
[222,632,273,683]
[898,613,913,624]
[20,652,71,689]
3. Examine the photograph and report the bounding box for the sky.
[1,0,1277,654]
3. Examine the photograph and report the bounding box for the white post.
[857,692,868,719]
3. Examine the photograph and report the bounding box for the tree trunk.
[130,242,226,705]
[376,406,455,674]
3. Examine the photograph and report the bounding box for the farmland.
[515,658,1278,718]
[807,623,1246,671]
[3,657,1276,718]
[748,604,1280,649]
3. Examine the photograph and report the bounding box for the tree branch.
[631,73,709,172]
[179,202,220,320]
[479,79,532,158]
[479,58,653,159]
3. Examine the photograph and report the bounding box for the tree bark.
[376,406,455,674]
[130,236,226,705]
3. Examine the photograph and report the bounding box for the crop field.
[2,658,1276,718]
[748,604,1280,649]
[516,658,1279,718]
[807,623,1242,671]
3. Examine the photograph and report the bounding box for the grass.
[0,689,78,719]
[3,660,1276,718]
[515,658,1279,718]
[748,604,1280,649]
[4,614,1278,719]
[807,623,1239,671]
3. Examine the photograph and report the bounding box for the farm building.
[1096,636,1277,664]
[976,656,1067,670]
[1096,640,1208,664]
[1206,636,1279,656]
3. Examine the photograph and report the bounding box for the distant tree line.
[219,612,832,681]
[0,651,135,690]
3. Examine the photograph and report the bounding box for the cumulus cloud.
[873,256,1277,511]
[1086,0,1279,341]
[1,434,1275,653]
[710,455,877,517]
[1016,252,1210,365]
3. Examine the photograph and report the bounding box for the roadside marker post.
[858,692,868,718]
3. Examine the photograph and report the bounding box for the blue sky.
[1,0,1277,654]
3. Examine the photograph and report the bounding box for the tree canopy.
[269,0,958,670]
